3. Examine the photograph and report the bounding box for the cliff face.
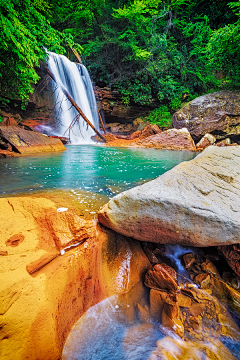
[0,196,150,360]
[172,91,240,142]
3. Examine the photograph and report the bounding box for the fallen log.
[47,69,106,143]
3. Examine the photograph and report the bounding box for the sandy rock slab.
[0,196,150,360]
[0,125,65,154]
[98,146,240,246]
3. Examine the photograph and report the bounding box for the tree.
[0,0,80,107]
[207,1,240,88]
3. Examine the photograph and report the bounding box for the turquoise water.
[0,145,196,197]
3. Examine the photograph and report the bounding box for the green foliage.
[207,19,240,88]
[144,106,172,127]
[1,0,239,110]
[0,0,80,107]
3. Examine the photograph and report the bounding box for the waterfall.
[47,51,100,144]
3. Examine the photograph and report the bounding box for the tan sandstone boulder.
[0,196,150,360]
[98,146,240,246]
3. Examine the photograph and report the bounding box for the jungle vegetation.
[0,0,240,112]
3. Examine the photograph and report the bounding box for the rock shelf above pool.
[98,146,240,247]
[0,196,150,360]
[0,125,65,156]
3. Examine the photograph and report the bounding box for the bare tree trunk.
[47,69,106,142]
[97,107,107,135]
[71,47,82,64]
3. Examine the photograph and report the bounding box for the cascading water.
[47,51,100,144]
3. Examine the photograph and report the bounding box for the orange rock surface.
[0,126,65,154]
[0,196,150,360]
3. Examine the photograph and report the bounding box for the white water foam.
[47,52,100,144]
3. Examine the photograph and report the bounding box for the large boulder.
[172,91,240,141]
[133,128,196,151]
[0,196,150,360]
[98,146,240,247]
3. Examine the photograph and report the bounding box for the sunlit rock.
[196,133,216,150]
[0,196,150,360]
[0,125,65,154]
[133,127,196,151]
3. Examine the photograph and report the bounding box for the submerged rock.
[172,91,240,142]
[98,146,240,246]
[0,196,150,360]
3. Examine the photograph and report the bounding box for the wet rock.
[194,273,211,288]
[161,308,184,337]
[133,128,196,151]
[135,302,150,322]
[178,293,192,307]
[0,250,8,256]
[143,245,159,265]
[210,276,240,313]
[98,146,240,246]
[196,133,216,150]
[172,90,240,141]
[201,259,219,276]
[218,244,240,277]
[5,233,25,247]
[0,149,16,157]
[160,263,177,280]
[149,289,168,321]
[145,264,178,293]
[149,337,237,360]
[149,289,183,336]
[182,252,195,268]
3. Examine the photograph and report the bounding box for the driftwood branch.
[47,69,106,142]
